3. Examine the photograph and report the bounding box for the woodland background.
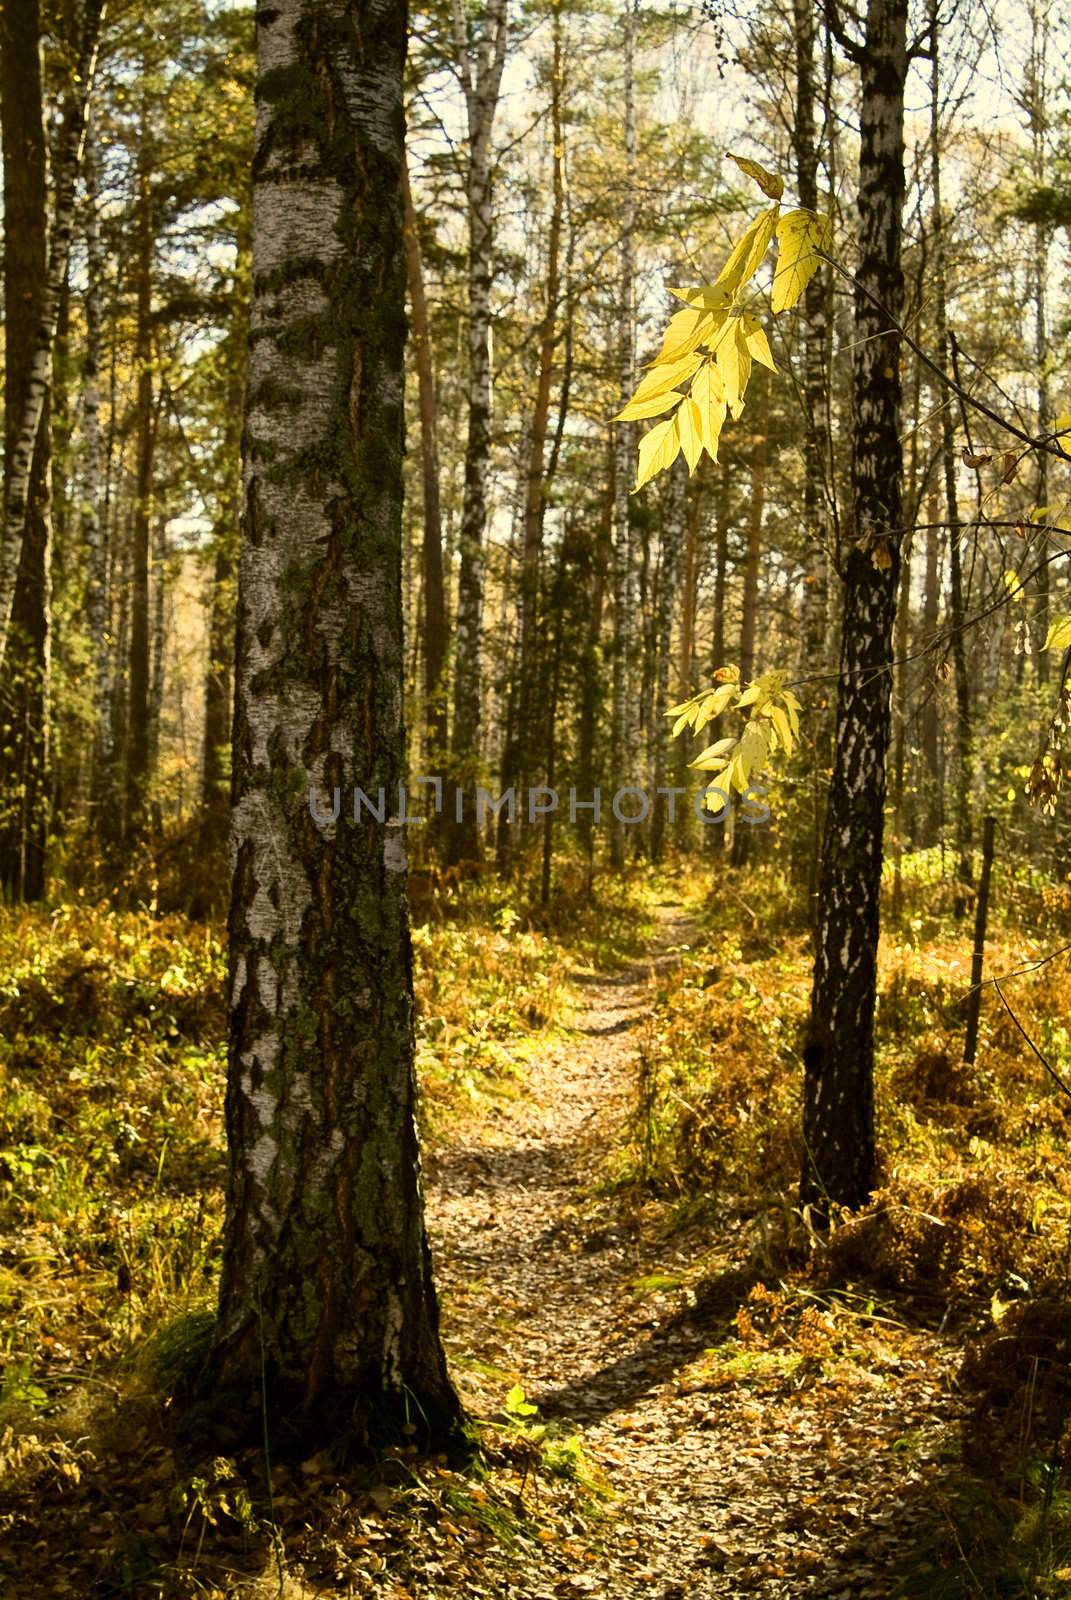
[2,0,1071,1595]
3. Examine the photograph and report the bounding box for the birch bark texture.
[446,0,508,864]
[214,0,459,1444]
[802,0,908,1212]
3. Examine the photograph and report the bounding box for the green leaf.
[505,1385,538,1417]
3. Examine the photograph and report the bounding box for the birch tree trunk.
[401,157,447,770]
[498,2,564,867]
[0,0,52,902]
[610,0,637,870]
[213,0,460,1447]
[446,0,508,865]
[0,0,105,670]
[802,0,908,1213]
[927,37,973,904]
[794,0,830,683]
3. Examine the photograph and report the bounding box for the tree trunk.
[148,519,167,833]
[498,2,564,868]
[920,482,940,842]
[401,157,448,770]
[125,135,156,839]
[83,132,115,838]
[650,458,686,862]
[802,0,907,1214]
[446,0,509,865]
[0,0,52,903]
[794,0,830,686]
[0,0,104,668]
[610,0,637,870]
[731,396,767,867]
[577,459,612,884]
[929,21,972,905]
[673,479,700,845]
[214,0,460,1449]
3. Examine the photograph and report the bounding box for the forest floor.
[421,899,966,1600]
[3,863,1071,1597]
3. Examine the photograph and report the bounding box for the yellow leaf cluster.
[667,670,802,798]
[616,154,831,494]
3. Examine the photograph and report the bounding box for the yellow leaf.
[691,681,738,726]
[649,306,716,366]
[742,313,776,372]
[669,284,733,311]
[1044,614,1071,652]
[770,208,831,314]
[628,351,704,407]
[633,416,681,493]
[1003,569,1025,603]
[692,737,736,765]
[715,206,779,299]
[677,397,703,473]
[615,390,685,422]
[728,152,785,200]
[690,360,728,462]
[733,721,771,790]
[711,318,751,417]
[768,703,794,754]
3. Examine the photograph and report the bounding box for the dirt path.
[426,903,960,1599]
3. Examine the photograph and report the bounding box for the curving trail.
[426,903,959,1599]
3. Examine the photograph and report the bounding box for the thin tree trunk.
[215,0,460,1447]
[650,458,686,862]
[401,157,448,767]
[577,457,612,884]
[673,478,700,845]
[731,396,767,867]
[0,0,52,902]
[929,28,973,904]
[802,0,908,1213]
[0,0,105,669]
[148,519,167,833]
[920,482,940,842]
[610,0,637,870]
[125,135,156,838]
[446,0,509,865]
[83,132,114,837]
[499,2,564,867]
